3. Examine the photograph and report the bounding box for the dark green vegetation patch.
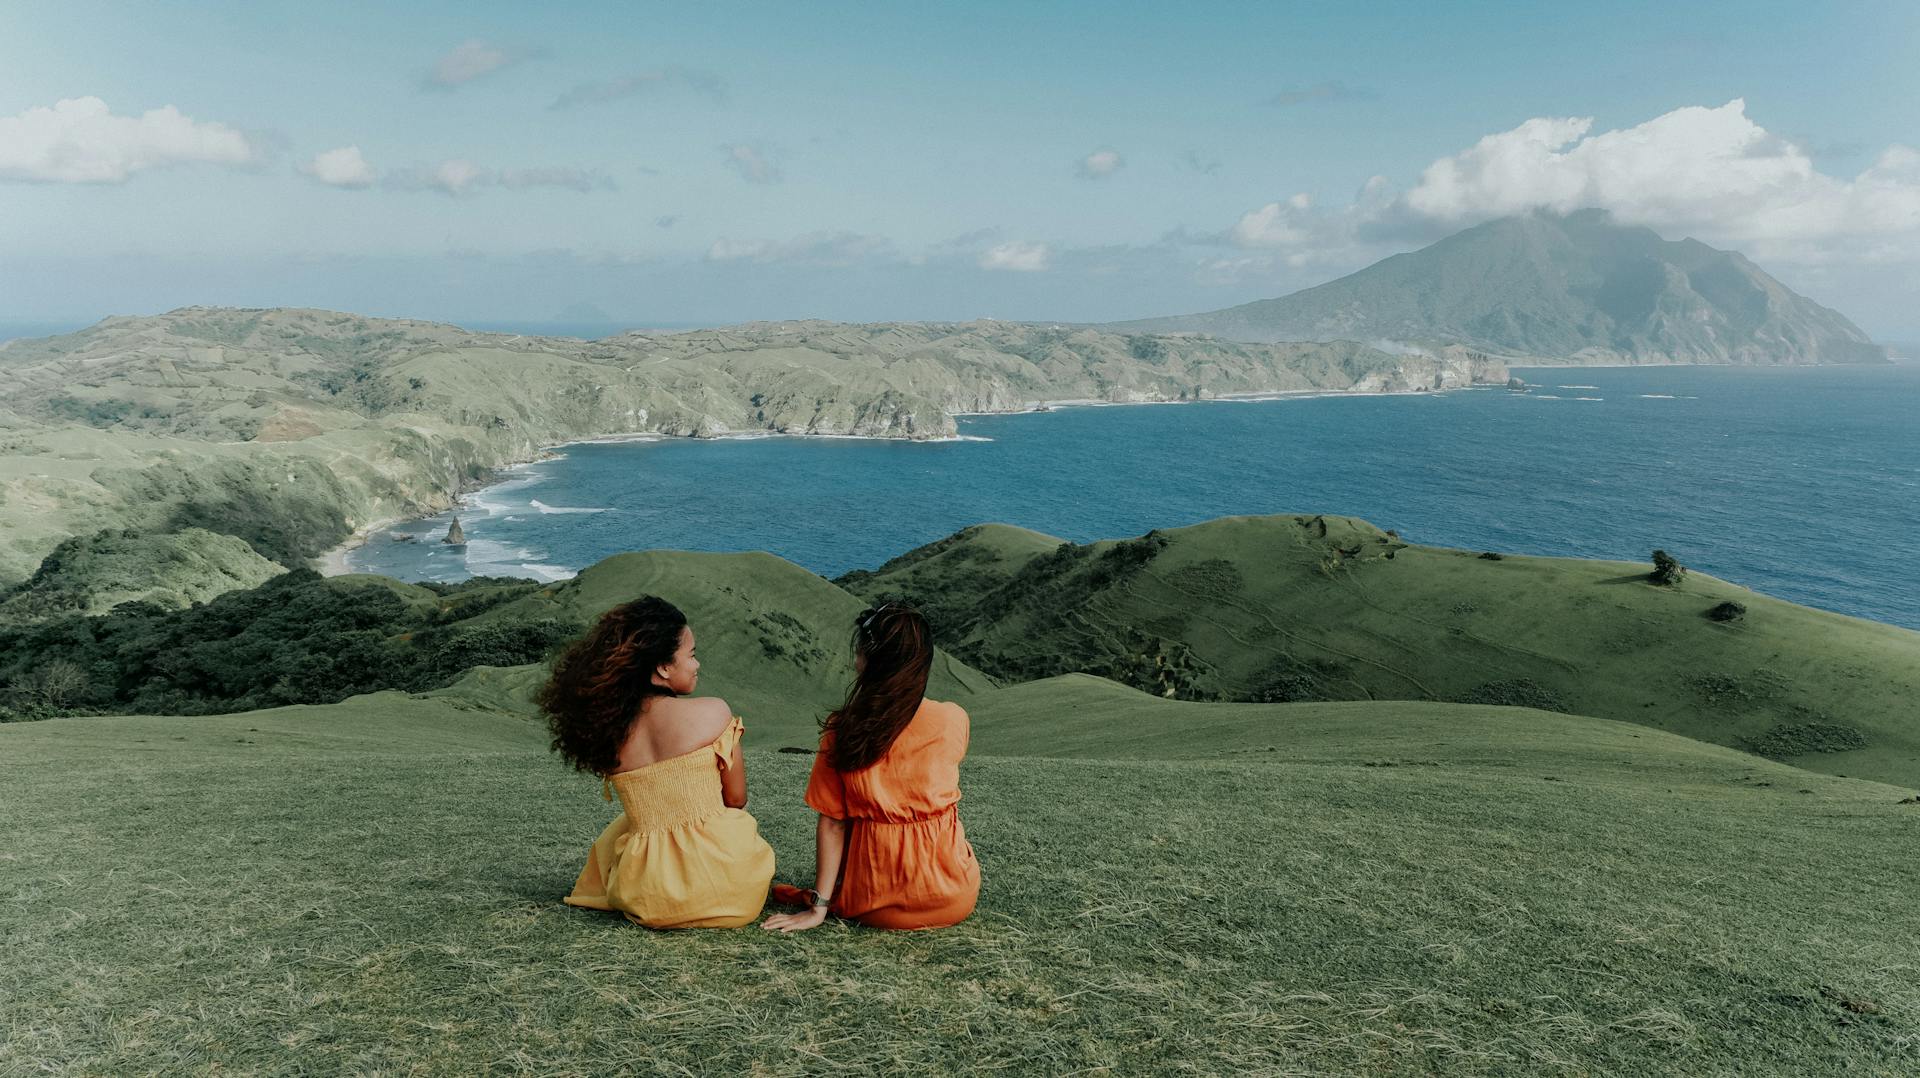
[0,570,570,719]
[1454,677,1571,713]
[1707,600,1748,622]
[1741,723,1870,758]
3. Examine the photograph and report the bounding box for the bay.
[347,364,1920,630]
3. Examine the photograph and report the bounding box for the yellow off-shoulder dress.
[564,716,775,928]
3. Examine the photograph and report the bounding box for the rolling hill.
[7,511,1918,1071]
[842,514,1920,787]
[1113,210,1889,365]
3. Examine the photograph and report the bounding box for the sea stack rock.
[444,517,466,545]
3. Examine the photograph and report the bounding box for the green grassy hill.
[462,548,996,735]
[0,549,988,730]
[845,514,1920,786]
[5,682,1914,1074]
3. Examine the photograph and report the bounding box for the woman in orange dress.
[763,602,980,932]
[539,596,775,929]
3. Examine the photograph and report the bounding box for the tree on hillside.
[1650,549,1686,586]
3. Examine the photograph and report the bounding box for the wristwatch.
[801,888,830,910]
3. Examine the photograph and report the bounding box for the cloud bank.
[0,97,254,183]
[1217,100,1920,275]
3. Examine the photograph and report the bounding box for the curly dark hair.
[537,596,688,775]
[824,601,933,772]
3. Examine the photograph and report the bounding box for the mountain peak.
[1114,213,1886,365]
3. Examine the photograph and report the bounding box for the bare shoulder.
[930,698,969,723]
[672,695,735,738]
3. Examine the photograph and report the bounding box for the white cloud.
[431,158,484,195]
[1401,99,1920,252]
[428,40,526,87]
[1078,149,1124,179]
[0,96,253,184]
[301,145,375,188]
[1210,100,1920,280]
[1230,193,1315,247]
[550,68,727,109]
[979,241,1050,272]
[706,231,891,266]
[721,143,781,184]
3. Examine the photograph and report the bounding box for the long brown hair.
[825,601,933,771]
[537,596,687,775]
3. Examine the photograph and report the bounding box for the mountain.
[0,308,1504,608]
[1114,211,1889,364]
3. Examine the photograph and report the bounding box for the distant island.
[1111,210,1889,365]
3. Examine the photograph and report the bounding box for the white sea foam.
[530,499,610,514]
[462,538,548,576]
[1534,394,1563,399]
[1557,384,1600,389]
[1640,394,1678,399]
[518,563,577,582]
[1573,396,1604,401]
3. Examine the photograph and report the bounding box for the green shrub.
[1706,601,1747,622]
[1650,549,1686,586]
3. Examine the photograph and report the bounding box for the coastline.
[326,378,1499,576]
[315,516,401,577]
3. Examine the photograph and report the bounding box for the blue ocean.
[347,364,1920,631]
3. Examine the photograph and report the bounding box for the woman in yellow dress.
[539,596,775,928]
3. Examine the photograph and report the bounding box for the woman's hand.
[762,906,829,933]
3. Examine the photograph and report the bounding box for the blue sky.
[2,1,1916,335]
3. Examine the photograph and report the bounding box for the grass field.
[6,683,1916,1075]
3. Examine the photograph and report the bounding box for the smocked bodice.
[602,715,743,833]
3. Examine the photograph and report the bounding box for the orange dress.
[805,699,980,929]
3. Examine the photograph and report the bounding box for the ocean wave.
[461,538,550,576]
[1557,384,1600,389]
[518,563,578,582]
[1573,396,1604,401]
[530,499,611,514]
[1640,394,1677,399]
